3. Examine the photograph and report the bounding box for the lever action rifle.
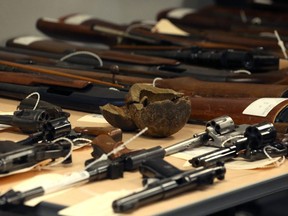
[0,116,245,206]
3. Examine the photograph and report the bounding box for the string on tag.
[24,92,41,110]
[274,30,288,59]
[221,135,245,147]
[72,137,93,149]
[263,145,286,167]
[40,137,74,169]
[85,127,148,170]
[125,23,154,34]
[233,70,251,75]
[240,10,248,23]
[60,50,103,67]
[152,77,163,87]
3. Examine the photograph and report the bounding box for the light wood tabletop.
[0,97,287,216]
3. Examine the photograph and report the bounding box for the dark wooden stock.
[35,16,249,50]
[155,77,288,98]
[156,8,288,52]
[6,36,179,66]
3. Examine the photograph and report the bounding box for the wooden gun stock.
[6,36,179,66]
[0,59,123,88]
[35,15,249,50]
[155,76,288,98]
[186,97,288,125]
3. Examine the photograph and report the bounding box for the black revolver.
[190,122,288,167]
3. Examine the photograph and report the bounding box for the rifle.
[4,38,288,85]
[0,71,91,89]
[112,161,226,213]
[185,97,288,127]
[5,36,179,66]
[156,6,288,41]
[154,76,288,98]
[36,12,288,54]
[189,122,288,168]
[0,59,123,88]
[0,115,245,206]
[34,15,250,50]
[0,82,127,114]
[115,46,280,72]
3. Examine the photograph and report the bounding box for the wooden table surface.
[0,97,287,216]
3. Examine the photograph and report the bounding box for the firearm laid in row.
[34,13,286,55]
[34,14,250,50]
[4,36,284,79]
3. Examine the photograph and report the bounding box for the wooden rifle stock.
[186,97,288,125]
[157,6,288,40]
[155,77,288,98]
[0,47,154,86]
[35,15,249,50]
[0,59,123,88]
[6,36,179,66]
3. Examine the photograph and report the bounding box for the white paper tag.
[42,171,90,193]
[13,36,45,46]
[64,14,94,25]
[167,8,195,19]
[77,114,108,124]
[59,189,133,216]
[225,157,284,170]
[152,19,189,36]
[253,0,272,5]
[42,17,59,23]
[242,98,288,117]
